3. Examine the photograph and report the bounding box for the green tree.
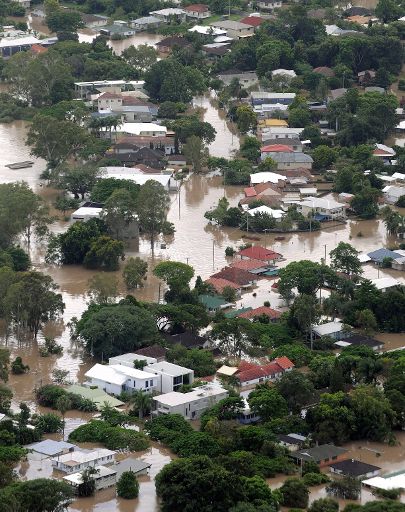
[309,498,339,512]
[0,478,73,511]
[211,318,258,359]
[330,242,362,276]
[87,273,118,305]
[350,187,380,219]
[130,390,153,420]
[240,136,261,162]
[122,44,158,73]
[91,178,140,203]
[11,357,29,375]
[123,257,148,290]
[136,181,171,256]
[280,478,309,509]
[102,188,138,240]
[153,261,194,295]
[278,261,337,301]
[183,136,208,173]
[326,476,361,500]
[312,145,337,171]
[288,294,321,335]
[35,412,64,434]
[375,0,401,23]
[56,394,72,438]
[78,467,98,497]
[60,165,99,200]
[248,385,288,421]
[167,345,216,378]
[276,371,315,413]
[46,10,83,33]
[235,105,256,134]
[83,235,124,271]
[117,470,140,499]
[355,309,377,335]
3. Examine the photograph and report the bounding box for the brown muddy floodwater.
[1,89,405,510]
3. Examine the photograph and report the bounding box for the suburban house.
[238,398,260,424]
[162,331,210,350]
[52,449,116,474]
[85,364,158,396]
[237,245,283,265]
[184,4,211,18]
[238,306,282,322]
[108,353,158,367]
[230,258,275,275]
[260,127,304,140]
[64,465,117,493]
[362,470,405,492]
[144,361,194,393]
[370,277,401,292]
[383,185,405,204]
[256,0,282,10]
[110,122,167,137]
[264,152,313,171]
[335,335,384,352]
[367,248,405,265]
[156,36,192,53]
[311,321,345,340]
[250,171,288,185]
[130,16,162,30]
[236,360,286,388]
[153,384,228,419]
[81,14,109,28]
[98,21,135,37]
[205,277,242,295]
[329,460,381,479]
[251,92,296,106]
[27,440,76,458]
[0,35,41,58]
[240,183,283,208]
[150,8,187,23]
[211,20,255,39]
[199,294,234,313]
[74,79,145,101]
[297,196,346,220]
[212,266,258,288]
[247,205,285,222]
[217,70,259,87]
[66,385,124,410]
[71,203,103,222]
[112,135,175,155]
[240,16,265,29]
[136,344,167,362]
[290,445,348,468]
[277,434,307,452]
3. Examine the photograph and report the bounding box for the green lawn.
[202,13,242,25]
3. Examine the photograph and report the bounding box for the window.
[145,380,149,388]
[173,375,182,386]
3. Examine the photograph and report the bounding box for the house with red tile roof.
[261,144,294,153]
[205,277,241,295]
[212,267,257,288]
[240,16,264,28]
[184,3,211,18]
[230,258,272,274]
[238,306,281,322]
[237,246,283,264]
[236,361,284,388]
[273,356,295,371]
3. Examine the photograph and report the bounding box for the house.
[153,384,228,419]
[199,294,234,312]
[261,143,293,158]
[237,245,283,264]
[230,258,273,275]
[161,331,210,350]
[262,137,302,152]
[81,13,108,28]
[236,361,284,388]
[238,398,260,424]
[184,4,211,18]
[217,70,259,88]
[328,88,347,101]
[202,45,232,59]
[109,122,167,137]
[260,127,304,140]
[167,154,187,166]
[97,91,123,111]
[71,203,103,222]
[74,80,145,101]
[264,152,313,171]
[335,335,384,352]
[256,0,282,10]
[217,365,238,377]
[312,321,344,340]
[130,16,163,30]
[85,364,159,396]
[251,92,296,106]
[373,143,395,163]
[362,470,405,492]
[64,465,117,493]
[330,460,381,479]
[136,344,167,362]
[144,361,194,393]
[383,185,405,204]
[66,385,124,410]
[367,248,403,265]
[238,306,282,322]
[117,458,151,476]
[392,256,405,270]
[113,135,175,156]
[26,440,76,458]
[108,353,158,367]
[370,277,401,292]
[250,171,288,185]
[338,192,355,203]
[0,35,40,58]
[240,16,265,28]
[100,168,177,190]
[205,277,242,295]
[52,449,116,474]
[277,434,307,451]
[156,36,191,53]
[150,8,187,23]
[212,266,257,288]
[254,103,289,118]
[247,205,285,221]
[297,196,346,220]
[188,25,227,37]
[290,445,348,467]
[98,21,136,37]
[211,20,254,39]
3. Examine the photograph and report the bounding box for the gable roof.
[329,459,380,476]
[237,361,283,382]
[291,444,348,462]
[184,3,210,11]
[367,248,401,263]
[261,144,294,153]
[230,258,271,271]
[274,356,295,370]
[237,245,282,261]
[157,36,191,48]
[240,16,264,27]
[136,344,167,359]
[206,277,240,293]
[212,266,256,286]
[238,306,281,320]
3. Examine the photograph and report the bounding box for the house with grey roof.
[330,459,381,479]
[211,20,254,39]
[130,16,163,30]
[217,70,258,87]
[264,152,313,171]
[98,21,136,37]
[26,440,76,458]
[290,444,348,467]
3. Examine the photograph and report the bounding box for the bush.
[280,478,309,509]
[35,385,97,412]
[373,488,402,500]
[225,246,236,257]
[34,413,63,434]
[303,472,330,486]
[117,471,140,499]
[69,420,149,451]
[11,357,29,375]
[398,80,405,91]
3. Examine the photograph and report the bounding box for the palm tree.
[56,395,72,439]
[130,391,153,420]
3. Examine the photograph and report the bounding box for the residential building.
[98,21,136,37]
[251,91,296,106]
[367,248,403,265]
[162,331,210,350]
[52,449,116,474]
[199,294,234,312]
[277,434,307,451]
[81,14,109,28]
[99,168,177,191]
[63,465,117,492]
[261,137,302,152]
[150,8,187,23]
[74,80,145,101]
[334,335,385,352]
[217,70,259,87]
[230,258,273,275]
[212,266,257,288]
[263,152,313,170]
[184,4,211,18]
[247,205,285,221]
[330,460,381,479]
[238,398,260,424]
[237,245,283,264]
[109,353,158,367]
[370,277,401,292]
[362,470,405,492]
[254,103,289,118]
[312,321,344,340]
[136,344,167,362]
[113,135,175,156]
[258,119,289,130]
[260,127,304,140]
[71,203,103,222]
[211,20,255,39]
[153,384,228,419]
[118,458,151,476]
[85,363,158,396]
[328,88,347,101]
[202,44,231,59]
[188,26,227,37]
[156,36,191,53]
[26,440,76,458]
[0,35,40,58]
[256,0,282,9]
[205,277,242,295]
[240,16,265,28]
[108,123,167,137]
[290,445,348,467]
[383,185,405,204]
[238,306,282,322]
[297,196,346,220]
[130,16,163,30]
[66,385,124,410]
[250,171,288,185]
[144,361,194,393]
[236,360,285,388]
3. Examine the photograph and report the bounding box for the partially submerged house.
[52,449,116,474]
[330,460,381,479]
[63,465,117,493]
[290,445,348,467]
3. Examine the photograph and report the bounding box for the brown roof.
[136,344,167,359]
[276,168,312,179]
[98,92,122,99]
[239,195,282,208]
[313,66,335,78]
[205,277,240,293]
[237,361,283,383]
[203,46,231,56]
[230,259,270,271]
[184,3,209,12]
[274,356,295,370]
[121,96,155,107]
[240,16,264,27]
[238,306,281,320]
[157,36,191,49]
[212,266,256,286]
[237,246,282,261]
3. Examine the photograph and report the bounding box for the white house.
[71,205,103,222]
[153,384,228,419]
[362,470,405,492]
[248,205,285,221]
[210,20,255,39]
[109,353,157,367]
[150,8,187,22]
[217,70,259,88]
[52,449,115,474]
[250,171,288,185]
[63,465,117,492]
[99,168,178,191]
[108,123,167,137]
[370,277,401,292]
[144,361,194,393]
[297,196,346,220]
[256,0,282,10]
[184,4,211,18]
[312,321,344,340]
[85,364,158,396]
[383,185,405,204]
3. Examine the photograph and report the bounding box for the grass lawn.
[202,13,242,25]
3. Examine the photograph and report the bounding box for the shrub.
[35,385,97,412]
[303,472,330,486]
[225,246,236,257]
[34,413,64,434]
[117,471,140,499]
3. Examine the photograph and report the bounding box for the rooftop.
[150,8,186,15]
[367,248,402,262]
[250,171,288,185]
[363,470,405,490]
[248,205,284,219]
[136,344,167,360]
[330,459,381,477]
[26,440,76,457]
[66,385,124,409]
[240,16,264,26]
[212,266,256,286]
[312,321,343,336]
[199,294,229,309]
[145,361,192,376]
[63,465,116,485]
[109,353,157,366]
[237,361,283,382]
[299,196,345,210]
[261,144,293,153]
[206,277,240,293]
[184,4,210,12]
[154,384,227,406]
[371,277,401,290]
[237,245,282,261]
[230,258,271,271]
[238,306,282,320]
[292,444,348,462]
[211,20,253,30]
[52,448,116,465]
[270,152,314,164]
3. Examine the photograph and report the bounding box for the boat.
[274,236,285,241]
[5,161,34,169]
[242,235,261,241]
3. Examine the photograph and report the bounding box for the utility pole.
[246,211,249,233]
[212,241,215,271]
[324,244,327,264]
